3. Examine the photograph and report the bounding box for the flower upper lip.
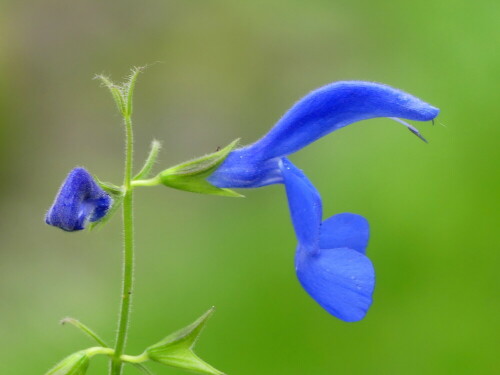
[206,80,439,321]
[208,81,438,189]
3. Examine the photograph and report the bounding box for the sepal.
[145,307,225,375]
[94,177,123,196]
[45,351,90,375]
[94,75,126,116]
[88,176,125,231]
[95,67,144,118]
[158,139,243,197]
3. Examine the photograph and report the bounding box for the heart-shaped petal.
[296,246,375,322]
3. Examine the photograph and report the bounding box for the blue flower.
[208,81,438,188]
[208,81,439,321]
[281,158,373,322]
[45,167,113,232]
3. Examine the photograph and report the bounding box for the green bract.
[95,66,143,118]
[45,351,89,375]
[145,307,224,375]
[157,139,243,197]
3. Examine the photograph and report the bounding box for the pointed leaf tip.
[146,307,224,375]
[95,74,126,116]
[148,307,215,350]
[124,66,145,117]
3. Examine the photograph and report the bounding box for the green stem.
[86,347,115,358]
[120,352,149,364]
[111,114,135,375]
[131,176,161,187]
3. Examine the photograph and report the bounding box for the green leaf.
[94,74,126,116]
[45,351,90,375]
[145,307,225,375]
[149,349,223,375]
[149,308,213,349]
[158,139,243,197]
[123,66,144,117]
[134,139,162,180]
[60,317,109,348]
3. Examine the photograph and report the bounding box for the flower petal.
[45,168,112,232]
[320,213,370,254]
[247,81,440,160]
[296,246,375,322]
[279,158,322,253]
[209,81,439,188]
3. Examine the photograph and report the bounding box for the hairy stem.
[111,114,135,375]
[87,347,115,358]
[120,352,149,364]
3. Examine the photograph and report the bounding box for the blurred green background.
[1,1,499,374]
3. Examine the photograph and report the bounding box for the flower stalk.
[111,110,135,375]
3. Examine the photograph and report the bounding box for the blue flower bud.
[45,168,113,232]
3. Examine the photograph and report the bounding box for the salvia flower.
[281,158,374,322]
[208,81,438,188]
[46,167,113,231]
[207,81,439,321]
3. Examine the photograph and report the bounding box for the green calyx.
[50,309,223,375]
[133,139,243,197]
[45,347,117,375]
[45,351,90,375]
[145,307,225,375]
[87,137,242,231]
[158,139,242,197]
